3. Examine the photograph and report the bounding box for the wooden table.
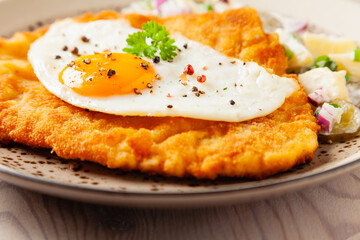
[1,168,360,240]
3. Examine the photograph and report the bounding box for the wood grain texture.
[2,169,360,240]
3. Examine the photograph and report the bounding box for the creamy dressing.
[299,68,349,101]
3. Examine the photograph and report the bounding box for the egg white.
[28,18,298,122]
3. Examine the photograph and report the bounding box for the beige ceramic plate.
[0,0,360,207]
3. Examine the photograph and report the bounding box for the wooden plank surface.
[2,168,360,240]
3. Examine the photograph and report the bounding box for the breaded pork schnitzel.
[0,8,319,179]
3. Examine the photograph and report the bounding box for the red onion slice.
[307,88,330,106]
[318,108,335,132]
[318,103,343,132]
[155,0,193,16]
[156,0,168,11]
[272,13,308,33]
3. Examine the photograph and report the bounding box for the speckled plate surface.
[0,0,360,207]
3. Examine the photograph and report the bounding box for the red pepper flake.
[195,92,200,97]
[55,55,62,60]
[179,72,188,85]
[184,64,194,75]
[197,75,206,83]
[192,86,198,92]
[167,105,173,109]
[62,46,68,51]
[182,94,188,97]
[105,53,113,58]
[202,66,208,71]
[230,100,236,105]
[167,93,172,98]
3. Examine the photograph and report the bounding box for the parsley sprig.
[123,21,177,61]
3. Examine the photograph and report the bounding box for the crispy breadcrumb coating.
[77,8,288,75]
[0,9,319,179]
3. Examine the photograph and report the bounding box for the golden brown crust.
[0,9,320,179]
[160,8,288,75]
[75,8,288,75]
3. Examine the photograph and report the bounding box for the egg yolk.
[59,53,155,97]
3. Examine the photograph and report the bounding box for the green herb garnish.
[282,45,294,60]
[314,111,319,119]
[329,103,341,108]
[345,74,351,83]
[206,4,213,11]
[354,49,360,62]
[123,21,177,61]
[311,55,338,72]
[223,87,228,91]
[291,33,298,39]
[143,0,153,10]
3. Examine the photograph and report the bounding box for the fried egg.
[28,18,298,122]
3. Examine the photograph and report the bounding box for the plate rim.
[1,0,360,207]
[1,147,360,207]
